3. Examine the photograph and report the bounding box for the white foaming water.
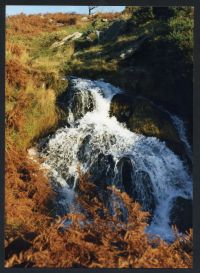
[40,78,192,241]
[156,103,192,161]
[170,114,192,161]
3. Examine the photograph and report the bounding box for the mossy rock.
[128,98,188,160]
[110,94,133,123]
[128,97,179,144]
[110,95,187,159]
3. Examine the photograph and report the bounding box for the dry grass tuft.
[6,59,30,89]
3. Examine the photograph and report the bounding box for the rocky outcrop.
[57,79,96,124]
[50,32,83,48]
[100,20,127,42]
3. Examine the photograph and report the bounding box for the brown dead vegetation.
[5,171,192,268]
[6,12,120,38]
[6,42,24,57]
[6,59,30,89]
[93,12,121,21]
[5,138,54,242]
[6,13,84,37]
[7,13,58,36]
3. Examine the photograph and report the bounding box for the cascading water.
[39,77,192,241]
[169,114,192,161]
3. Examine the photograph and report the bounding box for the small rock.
[50,32,82,48]
[81,16,88,21]
[62,32,82,42]
[56,23,64,27]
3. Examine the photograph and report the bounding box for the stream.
[33,77,192,241]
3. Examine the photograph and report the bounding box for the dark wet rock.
[117,157,155,213]
[132,169,156,213]
[169,197,192,233]
[111,95,179,144]
[117,157,133,195]
[57,80,96,124]
[77,135,92,162]
[90,153,115,184]
[128,98,190,162]
[71,90,95,121]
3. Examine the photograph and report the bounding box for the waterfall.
[169,114,192,161]
[39,77,192,241]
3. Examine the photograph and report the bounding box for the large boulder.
[110,94,133,123]
[127,97,180,144]
[117,157,133,196]
[57,79,96,124]
[116,157,156,213]
[169,197,192,233]
[70,90,94,121]
[90,153,115,185]
[110,94,185,159]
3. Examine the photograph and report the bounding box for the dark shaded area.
[5,237,32,259]
[169,197,192,233]
[117,157,156,214]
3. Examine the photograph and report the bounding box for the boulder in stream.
[57,79,96,124]
[169,197,192,233]
[117,157,156,213]
[110,94,185,159]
